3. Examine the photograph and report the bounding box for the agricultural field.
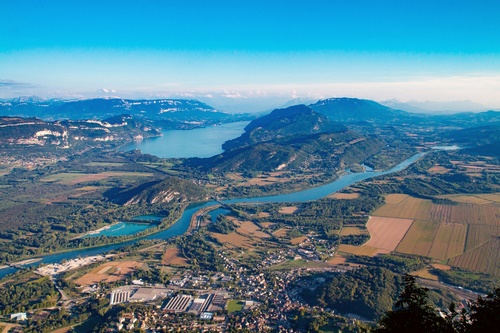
[162,247,189,266]
[40,171,153,185]
[211,231,255,249]
[372,196,431,220]
[427,165,451,174]
[327,255,347,265]
[225,173,244,181]
[410,268,439,281]
[429,204,500,225]
[439,194,500,205]
[340,226,368,236]
[257,212,271,218]
[366,193,500,275]
[260,222,275,228]
[290,236,308,245]
[73,261,143,286]
[337,244,383,257]
[328,192,360,199]
[465,225,500,251]
[272,228,290,238]
[85,162,125,167]
[383,194,410,205]
[396,219,440,257]
[427,223,467,260]
[448,238,500,276]
[364,217,414,251]
[278,206,299,214]
[237,221,270,239]
[241,174,287,186]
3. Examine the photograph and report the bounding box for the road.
[418,278,486,301]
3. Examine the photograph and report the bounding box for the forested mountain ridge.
[190,129,385,173]
[309,97,410,123]
[106,176,208,206]
[222,104,345,151]
[446,122,500,157]
[186,103,386,172]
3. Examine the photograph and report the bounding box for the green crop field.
[396,219,440,257]
[373,196,431,220]
[449,238,500,276]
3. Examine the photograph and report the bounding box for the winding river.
[0,152,424,279]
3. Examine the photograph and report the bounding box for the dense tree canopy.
[375,275,500,333]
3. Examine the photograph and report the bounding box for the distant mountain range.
[0,114,160,149]
[0,97,252,129]
[2,96,499,162]
[380,99,491,114]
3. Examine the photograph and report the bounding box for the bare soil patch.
[383,194,409,205]
[245,176,283,186]
[411,269,439,281]
[431,263,452,271]
[327,255,347,265]
[428,165,451,174]
[237,221,270,239]
[340,227,367,236]
[162,247,189,266]
[365,216,414,251]
[329,192,360,199]
[74,261,142,286]
[212,232,254,248]
[290,236,308,245]
[279,206,299,214]
[273,228,290,237]
[226,173,244,181]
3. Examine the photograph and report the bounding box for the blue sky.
[1,0,500,110]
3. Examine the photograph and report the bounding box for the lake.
[120,121,250,158]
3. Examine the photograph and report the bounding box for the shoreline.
[0,203,189,271]
[74,222,121,239]
[187,205,221,233]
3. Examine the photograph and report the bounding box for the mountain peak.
[222,104,345,151]
[310,97,407,122]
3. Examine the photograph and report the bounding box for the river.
[0,152,424,279]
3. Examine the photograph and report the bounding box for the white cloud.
[98,88,117,93]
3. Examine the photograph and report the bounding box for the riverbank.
[37,254,116,276]
[187,205,222,233]
[0,204,188,273]
[72,223,120,240]
[8,258,42,267]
